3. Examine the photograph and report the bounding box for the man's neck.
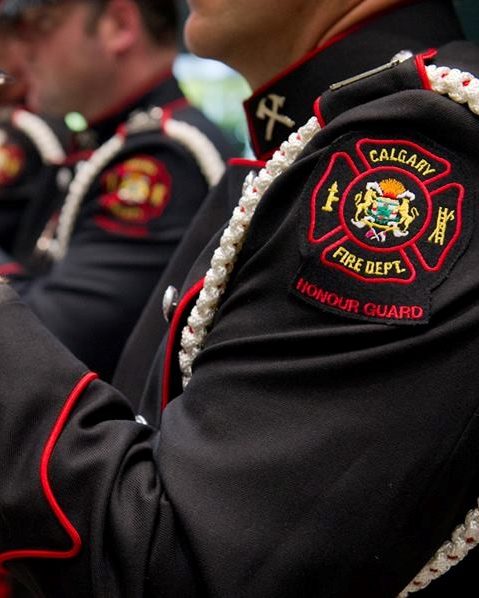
[319,0,409,45]
[86,46,177,123]
[244,0,407,90]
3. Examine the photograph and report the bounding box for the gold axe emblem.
[256,94,296,141]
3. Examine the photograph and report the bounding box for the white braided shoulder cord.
[40,107,226,261]
[12,109,66,164]
[178,116,320,383]
[178,63,479,596]
[41,131,125,260]
[163,118,226,187]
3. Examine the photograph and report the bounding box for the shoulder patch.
[0,140,25,186]
[291,134,470,325]
[95,155,171,237]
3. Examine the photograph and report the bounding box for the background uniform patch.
[95,155,172,237]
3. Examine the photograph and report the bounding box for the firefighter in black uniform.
[0,0,232,381]
[2,0,479,597]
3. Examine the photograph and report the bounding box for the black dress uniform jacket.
[0,74,232,381]
[1,1,479,597]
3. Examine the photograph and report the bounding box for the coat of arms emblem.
[351,178,419,243]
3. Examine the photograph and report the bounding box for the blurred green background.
[454,0,479,40]
[174,55,251,156]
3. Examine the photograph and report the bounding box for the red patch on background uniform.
[95,155,171,237]
[0,142,25,186]
[292,135,470,324]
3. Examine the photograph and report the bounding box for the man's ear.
[98,0,142,56]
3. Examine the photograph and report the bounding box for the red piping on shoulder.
[161,278,205,411]
[0,371,98,571]
[228,158,266,169]
[62,149,94,166]
[314,96,327,128]
[161,97,190,124]
[0,263,24,277]
[415,48,437,90]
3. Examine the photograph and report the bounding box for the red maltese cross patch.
[95,155,171,237]
[292,134,471,324]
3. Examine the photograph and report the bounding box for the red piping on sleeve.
[0,572,11,598]
[161,278,205,411]
[415,48,437,91]
[0,371,98,571]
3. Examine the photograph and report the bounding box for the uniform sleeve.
[2,94,479,598]
[0,284,171,598]
[9,141,210,381]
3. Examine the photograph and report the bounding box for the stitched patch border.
[292,133,470,324]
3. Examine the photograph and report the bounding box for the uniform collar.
[243,0,464,160]
[86,70,186,145]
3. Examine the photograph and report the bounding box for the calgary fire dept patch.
[292,134,470,324]
[0,142,25,186]
[95,155,171,237]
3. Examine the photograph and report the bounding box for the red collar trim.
[246,0,425,103]
[243,0,433,160]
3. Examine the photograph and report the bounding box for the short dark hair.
[138,0,178,42]
[93,0,178,44]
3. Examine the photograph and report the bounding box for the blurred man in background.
[0,0,231,382]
